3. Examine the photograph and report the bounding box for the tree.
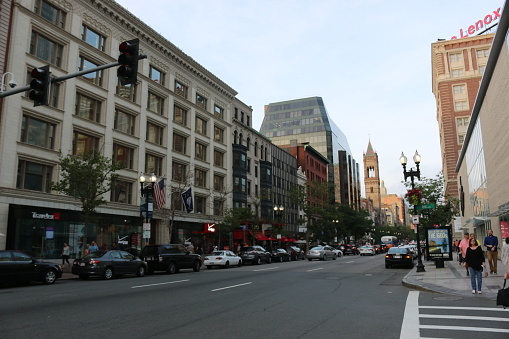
[51,151,122,256]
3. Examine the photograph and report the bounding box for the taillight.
[89,259,101,265]
[405,255,411,259]
[385,255,390,259]
[215,257,223,260]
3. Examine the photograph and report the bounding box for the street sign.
[143,223,151,231]
[417,204,435,210]
[143,230,151,238]
[412,215,420,224]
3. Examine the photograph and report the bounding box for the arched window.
[239,133,243,146]
[247,137,250,151]
[254,142,258,156]
[233,130,238,144]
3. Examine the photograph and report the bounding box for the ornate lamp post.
[400,150,425,272]
[333,219,339,244]
[273,205,284,237]
[140,173,157,223]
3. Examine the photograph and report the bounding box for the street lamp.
[273,205,284,236]
[140,173,157,223]
[400,150,425,272]
[333,220,339,244]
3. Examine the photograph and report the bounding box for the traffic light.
[29,65,51,106]
[117,38,139,85]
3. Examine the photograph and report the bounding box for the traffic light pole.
[0,54,147,99]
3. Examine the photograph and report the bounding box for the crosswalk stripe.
[419,325,509,333]
[420,314,509,322]
[400,291,420,339]
[419,306,503,311]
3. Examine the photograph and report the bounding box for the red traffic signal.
[117,38,139,85]
[29,65,51,107]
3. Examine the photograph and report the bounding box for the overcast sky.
[116,0,504,197]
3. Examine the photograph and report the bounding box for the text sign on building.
[451,8,501,40]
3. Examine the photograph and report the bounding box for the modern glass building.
[260,97,361,209]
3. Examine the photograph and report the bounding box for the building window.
[214,199,224,216]
[195,196,206,214]
[171,192,184,211]
[214,150,224,167]
[175,81,188,98]
[149,66,164,85]
[147,92,164,115]
[73,131,99,155]
[116,78,137,102]
[214,126,224,143]
[173,133,187,154]
[114,109,136,135]
[234,108,238,120]
[456,117,469,127]
[246,115,250,127]
[247,158,251,173]
[195,168,207,188]
[254,142,258,156]
[195,142,207,161]
[214,174,224,192]
[174,105,188,126]
[255,165,258,177]
[196,94,207,110]
[81,25,105,51]
[21,115,55,149]
[30,31,63,67]
[146,154,163,176]
[214,105,224,119]
[34,0,66,28]
[477,49,489,58]
[195,116,207,135]
[449,53,462,62]
[146,122,164,145]
[110,180,132,204]
[75,93,101,123]
[458,134,465,144]
[50,82,60,108]
[479,65,486,75]
[454,101,468,111]
[241,111,244,123]
[246,137,250,151]
[78,56,103,86]
[17,160,52,192]
[451,69,464,78]
[172,162,187,182]
[453,84,466,94]
[113,143,134,169]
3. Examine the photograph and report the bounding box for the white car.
[359,246,376,256]
[331,247,343,257]
[204,250,242,269]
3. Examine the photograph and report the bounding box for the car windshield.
[84,251,108,258]
[388,248,408,254]
[310,246,323,250]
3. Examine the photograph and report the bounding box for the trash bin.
[435,258,444,268]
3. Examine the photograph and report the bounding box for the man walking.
[484,229,498,274]
[459,232,470,276]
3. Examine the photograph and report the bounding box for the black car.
[0,250,62,285]
[139,244,202,274]
[286,246,305,260]
[340,244,359,255]
[239,246,271,265]
[270,249,291,262]
[385,247,414,268]
[72,250,147,280]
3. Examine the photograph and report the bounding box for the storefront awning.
[255,232,272,241]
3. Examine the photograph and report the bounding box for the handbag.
[496,279,509,309]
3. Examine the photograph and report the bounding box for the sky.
[116,0,504,197]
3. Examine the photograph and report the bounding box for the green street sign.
[417,204,435,210]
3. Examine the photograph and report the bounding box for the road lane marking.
[400,291,420,339]
[420,314,509,322]
[345,261,355,264]
[419,325,509,333]
[307,268,323,272]
[211,282,252,292]
[131,279,189,289]
[252,267,278,272]
[420,306,503,311]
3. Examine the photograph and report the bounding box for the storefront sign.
[31,212,60,220]
[118,235,129,245]
[204,223,216,233]
[451,8,501,40]
[501,221,509,239]
[426,227,452,260]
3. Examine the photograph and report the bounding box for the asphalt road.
[0,254,416,339]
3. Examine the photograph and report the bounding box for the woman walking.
[62,243,71,267]
[464,238,486,294]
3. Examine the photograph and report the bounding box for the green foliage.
[216,207,258,233]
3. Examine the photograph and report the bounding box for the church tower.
[364,140,381,213]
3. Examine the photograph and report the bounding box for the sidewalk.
[402,258,506,300]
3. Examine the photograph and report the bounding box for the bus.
[381,236,398,249]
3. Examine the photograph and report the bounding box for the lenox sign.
[451,8,501,39]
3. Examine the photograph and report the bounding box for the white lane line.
[307,267,323,272]
[131,279,189,289]
[211,282,252,292]
[419,325,509,333]
[420,314,509,322]
[420,306,504,311]
[345,261,355,264]
[252,267,278,272]
[400,291,420,339]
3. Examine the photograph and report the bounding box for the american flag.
[153,178,166,209]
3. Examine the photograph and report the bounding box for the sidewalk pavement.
[402,258,506,300]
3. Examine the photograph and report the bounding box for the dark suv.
[239,246,271,265]
[139,244,202,274]
[339,244,359,256]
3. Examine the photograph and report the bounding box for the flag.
[153,178,166,209]
[181,187,193,213]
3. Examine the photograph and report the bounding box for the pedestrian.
[484,229,499,274]
[89,241,99,253]
[84,244,90,255]
[112,242,120,250]
[62,243,71,267]
[464,237,486,294]
[469,233,481,246]
[501,237,509,274]
[458,232,470,276]
[187,242,195,254]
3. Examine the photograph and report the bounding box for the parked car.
[72,250,147,280]
[307,246,337,261]
[359,245,376,256]
[340,244,359,255]
[0,250,62,285]
[139,244,202,274]
[385,247,414,268]
[203,250,242,269]
[373,245,381,254]
[285,246,305,260]
[239,246,271,265]
[330,247,343,258]
[270,249,291,262]
[398,245,418,259]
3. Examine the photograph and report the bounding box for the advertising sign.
[204,223,216,233]
[426,227,452,261]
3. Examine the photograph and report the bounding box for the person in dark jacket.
[465,238,486,294]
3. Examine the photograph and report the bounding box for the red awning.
[255,232,271,241]
[287,238,297,242]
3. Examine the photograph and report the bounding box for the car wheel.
[308,258,312,261]
[267,256,272,264]
[79,274,89,280]
[256,257,261,265]
[136,265,146,277]
[193,260,201,272]
[42,269,57,284]
[238,260,242,267]
[333,254,337,260]
[167,262,177,274]
[279,256,283,263]
[103,267,114,280]
[224,261,230,269]
[206,265,212,269]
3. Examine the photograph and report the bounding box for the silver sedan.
[307,246,337,261]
